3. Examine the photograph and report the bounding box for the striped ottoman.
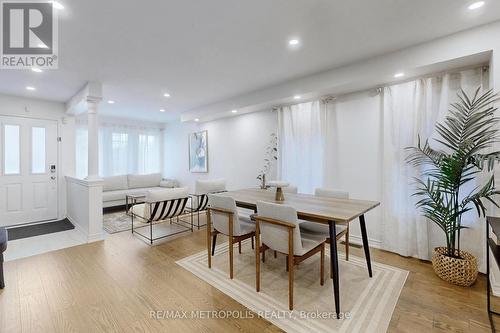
[0,227,6,289]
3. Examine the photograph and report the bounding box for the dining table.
[211,188,380,318]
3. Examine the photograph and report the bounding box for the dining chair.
[207,194,256,279]
[186,179,227,229]
[254,200,325,311]
[300,188,350,277]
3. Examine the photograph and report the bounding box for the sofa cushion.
[159,179,178,188]
[102,187,161,202]
[103,175,128,192]
[145,187,189,203]
[195,179,226,194]
[127,173,162,189]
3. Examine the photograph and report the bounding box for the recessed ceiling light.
[163,93,171,98]
[468,1,485,10]
[293,95,302,100]
[394,72,405,78]
[107,100,115,104]
[26,86,36,91]
[194,118,200,122]
[288,39,300,46]
[231,109,238,113]
[160,109,165,112]
[50,1,64,10]
[31,67,43,73]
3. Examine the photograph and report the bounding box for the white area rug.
[177,241,408,333]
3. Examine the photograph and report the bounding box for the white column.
[86,98,101,180]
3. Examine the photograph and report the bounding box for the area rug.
[177,241,408,333]
[103,211,132,233]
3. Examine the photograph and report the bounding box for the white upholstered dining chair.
[300,188,350,277]
[186,179,226,229]
[207,194,255,279]
[254,200,326,310]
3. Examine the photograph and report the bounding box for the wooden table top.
[218,188,380,224]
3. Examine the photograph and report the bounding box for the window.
[75,119,162,178]
[4,124,20,175]
[138,134,160,174]
[32,127,46,174]
[111,132,129,175]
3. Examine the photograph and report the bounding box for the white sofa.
[102,173,178,208]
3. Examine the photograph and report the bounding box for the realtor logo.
[1,1,58,69]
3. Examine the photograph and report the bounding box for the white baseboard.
[87,232,106,243]
[67,215,105,243]
[348,234,382,249]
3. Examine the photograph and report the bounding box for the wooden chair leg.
[207,210,212,269]
[320,243,325,286]
[255,222,261,292]
[229,215,234,279]
[286,256,289,271]
[262,248,266,263]
[288,228,294,311]
[345,226,350,261]
[211,234,217,256]
[274,250,277,258]
[251,236,254,249]
[330,264,333,279]
[238,241,242,254]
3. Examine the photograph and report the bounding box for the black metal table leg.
[329,221,340,319]
[359,214,372,277]
[150,219,153,245]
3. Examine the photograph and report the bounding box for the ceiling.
[1,0,500,122]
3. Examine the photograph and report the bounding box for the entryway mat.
[7,218,75,241]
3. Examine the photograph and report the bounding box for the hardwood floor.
[0,219,497,333]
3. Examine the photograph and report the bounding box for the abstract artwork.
[189,130,208,173]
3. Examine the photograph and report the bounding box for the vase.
[431,247,478,287]
[275,187,285,201]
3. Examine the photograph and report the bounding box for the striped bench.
[0,227,6,289]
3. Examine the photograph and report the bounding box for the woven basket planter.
[431,247,478,287]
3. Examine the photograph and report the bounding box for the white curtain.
[278,101,326,194]
[381,68,489,259]
[75,118,162,178]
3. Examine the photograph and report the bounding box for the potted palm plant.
[406,88,500,286]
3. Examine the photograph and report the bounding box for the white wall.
[164,110,278,191]
[0,94,75,220]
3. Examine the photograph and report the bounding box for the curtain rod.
[271,64,489,110]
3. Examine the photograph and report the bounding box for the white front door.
[0,116,58,227]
